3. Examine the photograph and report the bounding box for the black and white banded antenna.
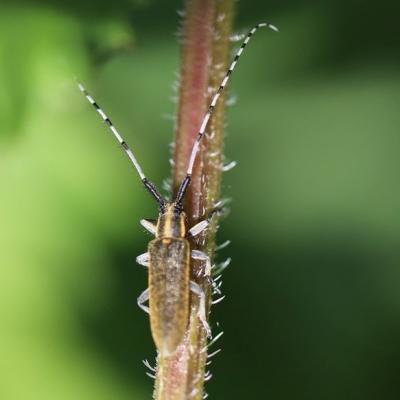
[77,82,166,208]
[78,21,277,211]
[174,22,278,206]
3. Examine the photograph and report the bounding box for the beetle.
[78,22,277,356]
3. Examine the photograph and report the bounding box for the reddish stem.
[154,1,234,399]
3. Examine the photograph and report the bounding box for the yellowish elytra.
[79,22,277,357]
[149,205,190,355]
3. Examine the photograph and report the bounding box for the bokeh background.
[1,1,400,399]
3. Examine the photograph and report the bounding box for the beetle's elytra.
[149,205,190,355]
[79,22,277,357]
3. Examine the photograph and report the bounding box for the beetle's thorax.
[156,203,187,239]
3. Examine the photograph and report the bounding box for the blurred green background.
[1,0,400,399]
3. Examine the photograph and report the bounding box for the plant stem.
[153,0,234,399]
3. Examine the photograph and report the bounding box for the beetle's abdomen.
[149,238,190,356]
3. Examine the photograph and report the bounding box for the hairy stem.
[153,1,234,399]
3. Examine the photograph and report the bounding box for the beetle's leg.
[188,220,209,238]
[190,281,211,338]
[140,219,157,235]
[136,252,150,267]
[191,250,211,277]
[137,288,150,313]
[188,201,228,242]
[191,250,221,294]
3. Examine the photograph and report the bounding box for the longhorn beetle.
[79,22,278,357]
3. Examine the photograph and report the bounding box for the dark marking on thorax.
[156,203,187,239]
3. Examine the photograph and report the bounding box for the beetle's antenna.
[175,22,278,205]
[78,82,166,208]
